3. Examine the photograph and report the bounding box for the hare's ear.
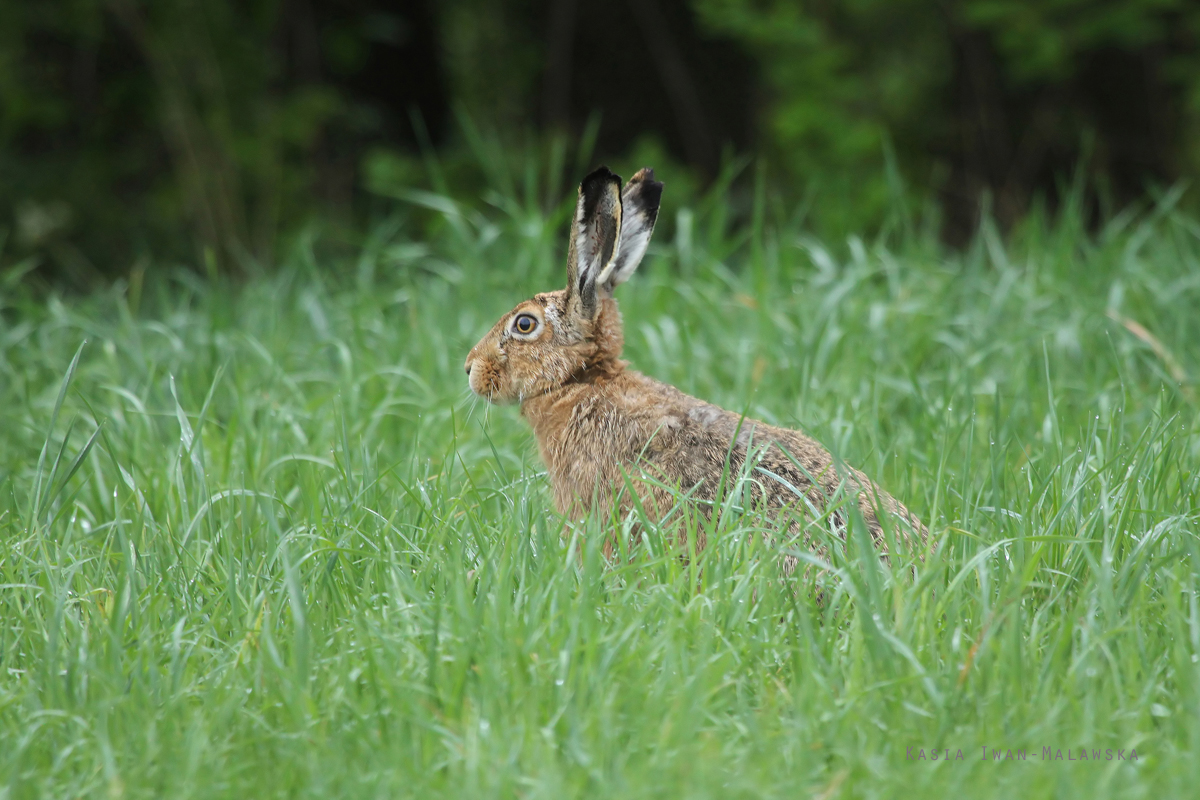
[596,168,663,294]
[565,166,623,320]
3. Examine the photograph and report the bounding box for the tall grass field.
[2,160,1199,797]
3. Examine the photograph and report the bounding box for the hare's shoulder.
[609,373,825,463]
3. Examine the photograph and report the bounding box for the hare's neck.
[520,377,630,513]
[521,379,614,450]
[590,298,626,362]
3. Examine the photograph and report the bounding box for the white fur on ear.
[567,167,623,317]
[597,168,663,294]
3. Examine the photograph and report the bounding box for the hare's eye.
[513,314,538,335]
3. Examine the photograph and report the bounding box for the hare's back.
[624,374,923,541]
[624,376,837,501]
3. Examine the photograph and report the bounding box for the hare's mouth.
[465,361,485,395]
[466,360,506,403]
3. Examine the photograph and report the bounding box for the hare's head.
[465,166,663,404]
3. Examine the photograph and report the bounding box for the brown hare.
[465,166,927,561]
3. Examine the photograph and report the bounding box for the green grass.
[2,166,1199,798]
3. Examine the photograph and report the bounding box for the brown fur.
[465,167,927,564]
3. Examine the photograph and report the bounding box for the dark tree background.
[1,0,1197,278]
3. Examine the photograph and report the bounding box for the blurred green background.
[3,6,1200,795]
[3,0,1199,280]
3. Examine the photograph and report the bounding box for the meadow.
[2,159,1199,797]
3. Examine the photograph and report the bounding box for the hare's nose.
[464,360,472,376]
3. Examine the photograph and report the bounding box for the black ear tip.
[581,165,622,191]
[626,167,664,215]
[631,166,664,192]
[643,178,665,205]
